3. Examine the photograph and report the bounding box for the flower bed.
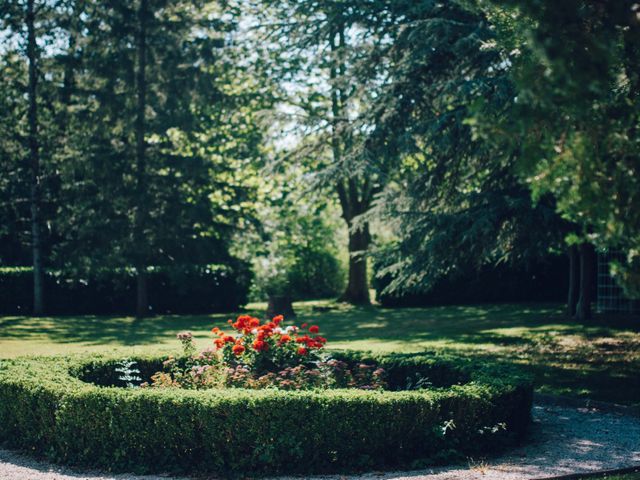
[144,316,387,391]
[0,317,533,477]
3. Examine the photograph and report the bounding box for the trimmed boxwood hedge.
[0,351,533,476]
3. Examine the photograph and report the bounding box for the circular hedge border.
[0,351,533,476]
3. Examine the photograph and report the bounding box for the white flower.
[251,328,258,334]
[274,327,284,334]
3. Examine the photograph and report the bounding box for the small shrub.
[287,246,345,299]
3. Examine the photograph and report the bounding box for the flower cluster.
[146,314,387,391]
[212,315,326,374]
[221,362,387,391]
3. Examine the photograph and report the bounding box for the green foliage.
[477,0,640,296]
[306,0,569,297]
[287,246,344,300]
[0,263,251,315]
[51,0,261,275]
[0,351,532,475]
[0,0,272,312]
[237,173,345,301]
[374,253,569,307]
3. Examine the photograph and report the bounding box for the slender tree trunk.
[567,244,579,317]
[134,0,149,317]
[136,268,148,317]
[576,242,595,321]
[26,0,44,316]
[340,222,371,305]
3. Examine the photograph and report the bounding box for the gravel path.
[1,402,639,480]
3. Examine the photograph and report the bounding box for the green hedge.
[0,262,252,315]
[0,351,532,476]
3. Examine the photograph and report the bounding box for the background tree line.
[249,0,639,318]
[1,0,638,318]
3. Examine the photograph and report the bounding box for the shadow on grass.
[0,312,231,347]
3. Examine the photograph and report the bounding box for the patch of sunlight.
[0,341,181,360]
[330,340,425,353]
[480,324,577,337]
[355,322,387,329]
[329,338,501,354]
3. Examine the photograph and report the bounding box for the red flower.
[232,315,261,334]
[279,334,292,343]
[252,339,268,352]
[301,323,308,329]
[272,315,284,324]
[223,335,235,344]
[309,325,319,334]
[232,344,245,355]
[297,347,308,355]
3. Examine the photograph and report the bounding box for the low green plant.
[0,350,533,476]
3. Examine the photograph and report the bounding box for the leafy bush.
[0,351,533,476]
[0,262,252,315]
[251,245,345,301]
[287,246,345,299]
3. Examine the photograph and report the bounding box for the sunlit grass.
[1,300,638,406]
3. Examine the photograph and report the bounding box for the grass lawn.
[1,301,638,406]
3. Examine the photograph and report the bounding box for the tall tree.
[25,0,45,315]
[249,0,396,304]
[134,0,150,316]
[485,0,640,309]
[333,1,569,300]
[48,0,267,315]
[0,0,64,314]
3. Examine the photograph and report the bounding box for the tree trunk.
[26,0,44,316]
[134,0,149,317]
[576,242,595,321]
[340,222,371,305]
[266,295,295,320]
[329,22,372,306]
[567,244,579,317]
[136,268,149,317]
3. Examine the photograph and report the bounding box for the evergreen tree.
[343,1,568,300]
[51,0,267,316]
[0,0,68,314]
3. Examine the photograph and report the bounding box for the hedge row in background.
[375,254,571,308]
[0,262,252,315]
[0,351,533,476]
